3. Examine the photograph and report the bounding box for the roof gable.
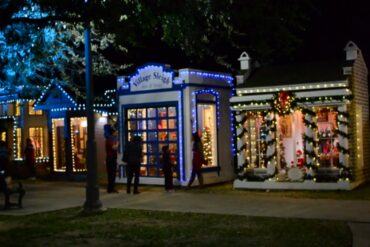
[34,83,78,110]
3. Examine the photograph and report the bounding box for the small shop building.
[34,81,117,178]
[116,64,234,186]
[231,41,369,190]
[0,87,49,177]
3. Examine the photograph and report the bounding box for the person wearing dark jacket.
[124,135,143,194]
[105,126,118,193]
[161,145,174,192]
[24,138,36,179]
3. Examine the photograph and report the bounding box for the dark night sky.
[295,0,370,64]
[115,0,370,77]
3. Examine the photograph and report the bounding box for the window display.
[125,106,178,177]
[197,103,217,167]
[16,128,21,159]
[29,127,44,158]
[316,108,339,167]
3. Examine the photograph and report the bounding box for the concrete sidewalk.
[1,181,370,246]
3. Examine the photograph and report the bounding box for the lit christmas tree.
[202,127,212,166]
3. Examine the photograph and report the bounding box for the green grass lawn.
[0,208,351,247]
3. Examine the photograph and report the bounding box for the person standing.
[0,140,10,177]
[161,145,174,192]
[124,135,143,194]
[187,132,205,188]
[105,126,119,193]
[24,138,36,179]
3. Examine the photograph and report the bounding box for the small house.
[231,41,369,190]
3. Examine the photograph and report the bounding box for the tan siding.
[350,52,370,183]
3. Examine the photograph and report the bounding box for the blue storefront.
[117,64,235,186]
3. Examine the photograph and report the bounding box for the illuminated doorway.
[52,118,66,171]
[70,117,88,171]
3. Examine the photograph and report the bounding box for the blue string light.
[179,70,234,87]
[178,91,184,182]
[191,89,220,133]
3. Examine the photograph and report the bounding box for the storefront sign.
[130,65,173,92]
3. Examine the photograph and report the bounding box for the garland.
[336,144,350,154]
[265,150,277,164]
[337,110,350,119]
[271,91,296,115]
[337,119,349,126]
[301,108,315,116]
[301,108,318,169]
[337,163,352,180]
[231,94,353,110]
[237,143,247,153]
[295,94,353,104]
[303,118,318,130]
[237,128,248,139]
[336,129,350,139]
[263,113,277,164]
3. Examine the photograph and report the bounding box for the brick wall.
[349,51,370,182]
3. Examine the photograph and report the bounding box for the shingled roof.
[237,59,350,88]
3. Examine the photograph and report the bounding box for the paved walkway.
[1,181,370,247]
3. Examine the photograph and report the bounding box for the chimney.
[236,51,251,85]
[344,41,359,61]
[238,51,250,70]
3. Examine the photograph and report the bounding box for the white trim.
[233,179,359,191]
[296,88,351,98]
[236,80,348,95]
[119,91,179,104]
[231,94,272,102]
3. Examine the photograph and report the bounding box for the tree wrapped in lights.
[0,0,127,97]
[202,127,212,166]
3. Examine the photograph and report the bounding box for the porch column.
[304,108,316,168]
[338,105,349,167]
[235,111,246,168]
[265,112,277,169]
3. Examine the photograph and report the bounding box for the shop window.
[28,100,43,115]
[243,113,265,168]
[316,108,339,167]
[197,103,217,167]
[71,117,87,171]
[29,127,44,158]
[15,101,21,116]
[16,128,21,159]
[125,105,178,178]
[1,132,6,142]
